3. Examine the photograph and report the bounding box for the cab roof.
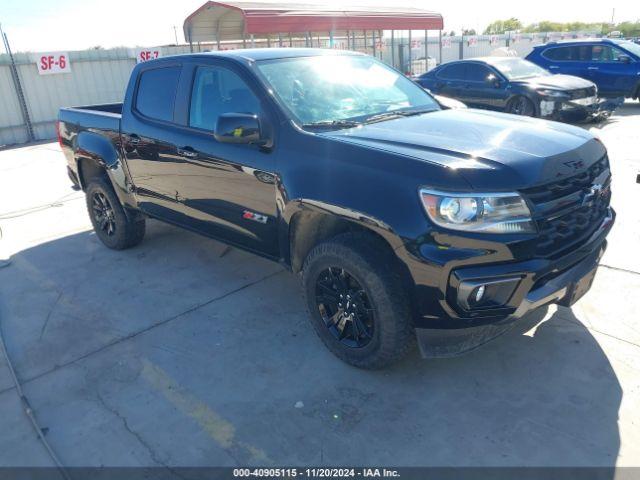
[188,47,363,62]
[534,38,621,47]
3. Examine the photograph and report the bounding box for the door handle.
[587,66,599,70]
[129,134,140,145]
[177,147,198,158]
[549,65,559,70]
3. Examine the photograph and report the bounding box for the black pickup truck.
[58,49,614,368]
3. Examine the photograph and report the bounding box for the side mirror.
[214,113,262,145]
[618,54,631,64]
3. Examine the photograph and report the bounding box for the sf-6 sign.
[35,52,71,75]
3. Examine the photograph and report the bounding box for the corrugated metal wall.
[0,63,27,145]
[0,46,191,146]
[0,33,595,147]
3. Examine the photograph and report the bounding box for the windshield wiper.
[302,108,437,130]
[301,119,361,130]
[395,108,438,117]
[363,108,437,124]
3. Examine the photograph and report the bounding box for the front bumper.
[405,208,615,358]
[540,96,624,122]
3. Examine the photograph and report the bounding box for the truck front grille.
[522,155,611,258]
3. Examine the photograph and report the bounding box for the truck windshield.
[486,58,551,80]
[256,54,439,127]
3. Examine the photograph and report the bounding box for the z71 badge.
[242,210,268,224]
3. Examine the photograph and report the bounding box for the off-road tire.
[301,232,414,369]
[85,178,145,250]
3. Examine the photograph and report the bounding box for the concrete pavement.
[0,103,639,469]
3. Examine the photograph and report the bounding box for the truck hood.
[319,109,605,190]
[511,73,595,91]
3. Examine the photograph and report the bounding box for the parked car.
[411,56,437,74]
[58,49,614,368]
[526,38,640,99]
[431,93,467,109]
[415,57,617,121]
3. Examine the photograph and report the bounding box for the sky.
[1,0,638,52]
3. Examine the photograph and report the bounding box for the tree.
[485,18,640,36]
[615,21,640,37]
[535,21,564,32]
[462,29,476,36]
[483,18,523,35]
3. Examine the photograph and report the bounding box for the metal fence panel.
[0,49,138,145]
[0,64,30,145]
[12,49,135,141]
[0,32,601,147]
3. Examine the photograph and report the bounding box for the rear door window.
[544,45,591,61]
[466,64,492,82]
[189,66,262,131]
[437,63,467,80]
[135,66,182,122]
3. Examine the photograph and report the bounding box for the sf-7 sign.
[135,48,162,63]
[36,52,71,75]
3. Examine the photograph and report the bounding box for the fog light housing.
[457,277,521,311]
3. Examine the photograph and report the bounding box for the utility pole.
[173,25,179,45]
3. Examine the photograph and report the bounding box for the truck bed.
[59,103,123,133]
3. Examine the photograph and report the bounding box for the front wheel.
[85,178,145,250]
[301,233,414,369]
[507,96,536,116]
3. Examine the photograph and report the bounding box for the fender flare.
[280,198,406,271]
[74,131,136,209]
[76,130,119,170]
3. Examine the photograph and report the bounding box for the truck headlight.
[420,189,536,233]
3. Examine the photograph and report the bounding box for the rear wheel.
[85,178,145,250]
[302,233,414,369]
[507,96,536,116]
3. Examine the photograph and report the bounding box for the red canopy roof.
[184,1,443,42]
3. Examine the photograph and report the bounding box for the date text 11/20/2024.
[233,468,400,478]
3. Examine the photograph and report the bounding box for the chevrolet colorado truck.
[58,49,615,369]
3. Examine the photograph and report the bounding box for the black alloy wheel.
[315,266,375,348]
[85,177,145,250]
[91,191,117,237]
[301,232,414,369]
